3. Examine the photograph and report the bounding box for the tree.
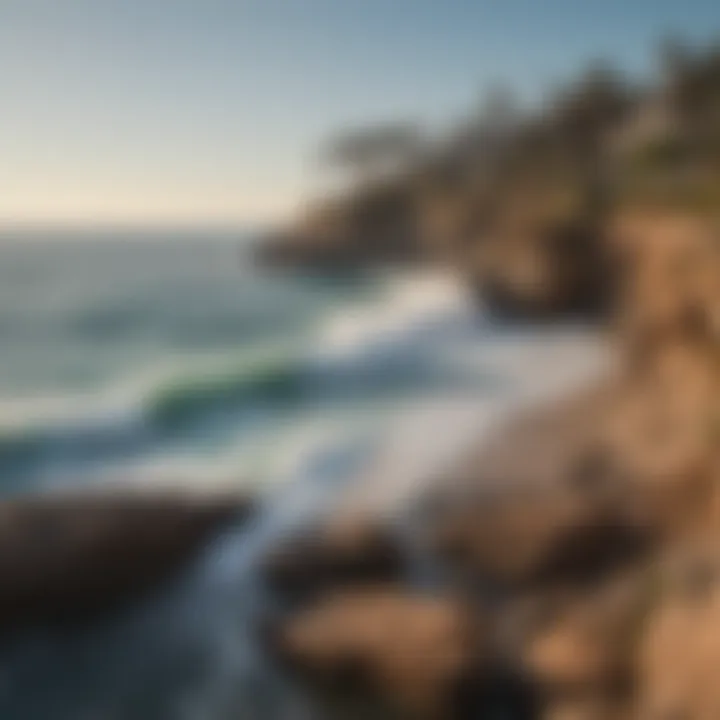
[551,62,633,219]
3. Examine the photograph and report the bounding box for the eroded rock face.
[517,576,647,705]
[265,588,538,720]
[598,348,718,539]
[472,215,614,321]
[260,174,620,322]
[0,491,252,631]
[638,544,720,720]
[431,385,656,592]
[261,516,405,603]
[610,212,720,353]
[260,210,719,719]
[599,212,720,543]
[434,485,652,593]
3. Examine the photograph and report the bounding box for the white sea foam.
[0,269,609,507]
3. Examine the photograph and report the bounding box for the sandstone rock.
[519,577,645,703]
[599,337,719,542]
[470,206,614,321]
[637,543,720,719]
[610,211,720,353]
[432,385,654,591]
[435,486,652,594]
[437,383,618,501]
[0,491,252,631]
[264,588,538,720]
[260,207,720,719]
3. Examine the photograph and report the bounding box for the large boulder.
[434,481,652,594]
[431,384,655,591]
[0,491,253,630]
[264,588,538,720]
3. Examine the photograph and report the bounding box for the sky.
[0,0,718,228]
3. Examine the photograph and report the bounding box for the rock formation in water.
[0,491,253,631]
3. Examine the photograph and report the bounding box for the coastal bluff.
[260,210,720,720]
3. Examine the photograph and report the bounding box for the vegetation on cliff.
[263,38,720,320]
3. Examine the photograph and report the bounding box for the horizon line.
[0,218,273,236]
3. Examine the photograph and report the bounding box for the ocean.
[0,230,607,719]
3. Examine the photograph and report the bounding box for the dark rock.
[517,576,645,704]
[435,483,653,594]
[261,516,405,603]
[264,588,539,720]
[471,217,614,321]
[0,491,253,631]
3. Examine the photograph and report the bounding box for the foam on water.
[1,267,608,500]
[0,268,484,492]
[316,270,475,360]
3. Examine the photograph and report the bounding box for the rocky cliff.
[260,209,719,719]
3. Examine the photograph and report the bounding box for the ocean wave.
[0,345,307,479]
[0,271,483,485]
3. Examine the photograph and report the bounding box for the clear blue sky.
[0,0,718,227]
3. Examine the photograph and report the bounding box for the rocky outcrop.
[637,543,720,719]
[259,184,617,321]
[470,208,615,321]
[0,491,253,631]
[516,574,647,707]
[260,36,720,321]
[265,588,539,720]
[257,179,423,271]
[260,210,719,719]
[261,516,405,602]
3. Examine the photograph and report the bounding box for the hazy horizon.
[2,0,719,229]
[0,218,265,236]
